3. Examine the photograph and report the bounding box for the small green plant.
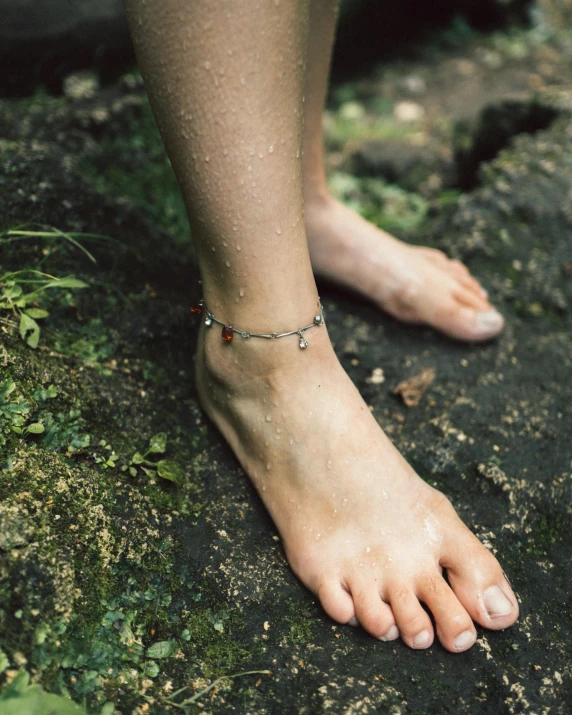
[329,172,428,233]
[0,378,44,445]
[124,432,185,485]
[94,440,120,468]
[0,270,87,348]
[0,226,110,348]
[0,670,109,715]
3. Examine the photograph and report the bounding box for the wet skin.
[196,325,519,652]
[125,0,518,652]
[305,195,505,342]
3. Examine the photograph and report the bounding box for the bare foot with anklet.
[124,0,519,653]
[194,301,518,651]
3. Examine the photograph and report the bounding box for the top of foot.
[306,196,504,342]
[196,323,518,653]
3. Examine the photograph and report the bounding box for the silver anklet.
[190,299,324,349]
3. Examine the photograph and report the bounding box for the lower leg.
[125,0,518,653]
[302,0,504,341]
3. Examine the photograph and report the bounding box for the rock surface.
[0,0,132,95]
[0,29,571,715]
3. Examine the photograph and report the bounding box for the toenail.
[484,585,513,617]
[476,310,503,331]
[453,630,476,652]
[379,625,399,641]
[347,616,359,627]
[412,630,431,648]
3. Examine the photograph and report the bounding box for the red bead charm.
[190,303,202,315]
[221,325,234,342]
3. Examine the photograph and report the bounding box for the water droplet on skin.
[265,413,272,422]
[223,148,228,156]
[315,533,322,542]
[332,493,336,497]
[342,499,348,508]
[359,562,364,567]
[372,562,376,567]
[225,260,231,267]
[258,153,264,159]
[266,462,271,471]
[261,485,267,492]
[204,61,211,70]
[222,241,227,247]
[211,246,216,252]
[275,226,282,235]
[365,547,371,553]
[205,156,210,162]
[327,461,332,470]
[239,288,245,297]
[296,504,301,510]
[240,77,246,85]
[289,439,294,445]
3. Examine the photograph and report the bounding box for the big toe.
[443,536,519,631]
[432,299,504,342]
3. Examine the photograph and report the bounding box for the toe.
[318,578,356,626]
[349,578,399,640]
[417,573,476,653]
[432,297,504,342]
[422,248,449,265]
[458,274,488,299]
[443,537,519,631]
[448,258,471,277]
[452,285,491,312]
[388,584,434,649]
[442,259,489,300]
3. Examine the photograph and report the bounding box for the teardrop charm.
[221,325,234,342]
[299,335,308,349]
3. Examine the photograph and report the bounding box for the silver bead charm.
[313,314,323,325]
[299,335,309,349]
[205,316,213,327]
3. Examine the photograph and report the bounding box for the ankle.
[303,181,333,211]
[195,304,334,390]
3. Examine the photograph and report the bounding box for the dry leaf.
[393,367,435,407]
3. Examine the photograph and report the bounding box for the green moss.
[328,172,428,233]
[78,100,190,244]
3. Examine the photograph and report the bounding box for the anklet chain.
[190,300,324,349]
